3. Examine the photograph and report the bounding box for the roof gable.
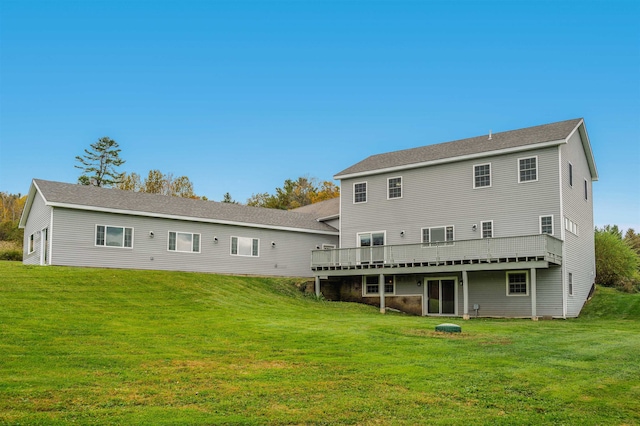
[335,118,585,179]
[24,180,338,234]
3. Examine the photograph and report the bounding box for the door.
[426,277,457,315]
[358,232,385,264]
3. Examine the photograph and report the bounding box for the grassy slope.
[0,262,639,425]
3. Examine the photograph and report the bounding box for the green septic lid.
[435,323,462,333]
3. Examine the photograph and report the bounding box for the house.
[19,179,339,277]
[20,117,597,319]
[311,118,597,319]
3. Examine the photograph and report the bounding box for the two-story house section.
[311,118,598,319]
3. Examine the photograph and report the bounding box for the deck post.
[379,273,386,314]
[462,270,469,320]
[315,276,320,297]
[530,268,537,320]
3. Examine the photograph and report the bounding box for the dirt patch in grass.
[403,328,512,345]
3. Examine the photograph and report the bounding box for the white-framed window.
[231,236,259,257]
[584,179,588,200]
[473,163,491,188]
[506,271,529,296]
[354,182,367,204]
[564,217,579,236]
[96,225,133,248]
[568,162,573,187]
[540,215,553,235]
[28,233,35,254]
[387,177,402,199]
[518,156,538,183]
[481,221,493,238]
[363,275,395,296]
[168,231,200,253]
[568,272,574,296]
[422,226,454,246]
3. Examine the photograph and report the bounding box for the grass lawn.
[1,262,639,425]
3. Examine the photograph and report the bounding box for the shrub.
[595,228,639,291]
[0,249,22,261]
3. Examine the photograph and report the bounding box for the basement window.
[363,275,395,296]
[506,271,529,296]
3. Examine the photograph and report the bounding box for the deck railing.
[311,234,563,269]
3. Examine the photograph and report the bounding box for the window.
[96,225,133,248]
[322,244,336,249]
[28,233,35,254]
[231,236,259,257]
[518,156,538,183]
[540,215,553,235]
[506,271,529,296]
[568,272,574,296]
[358,231,385,263]
[354,182,367,203]
[564,217,579,236]
[474,163,491,188]
[387,177,402,199]
[363,275,395,296]
[584,179,588,200]
[568,162,573,187]
[422,226,454,246]
[481,221,493,238]
[168,231,200,253]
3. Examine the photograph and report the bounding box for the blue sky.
[1,0,638,230]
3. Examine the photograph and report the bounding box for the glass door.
[426,278,456,315]
[358,232,385,264]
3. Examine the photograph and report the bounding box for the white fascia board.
[46,202,340,236]
[578,122,599,181]
[18,181,42,228]
[317,214,340,222]
[334,139,567,180]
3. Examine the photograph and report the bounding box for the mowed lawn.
[1,262,639,425]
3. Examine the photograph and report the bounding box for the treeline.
[0,193,25,242]
[595,225,640,292]
[247,177,339,210]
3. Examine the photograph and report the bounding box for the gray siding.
[340,147,562,248]
[457,268,562,318]
[50,208,338,277]
[22,192,52,265]
[561,131,596,317]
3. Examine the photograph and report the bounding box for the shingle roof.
[33,179,338,234]
[290,197,340,219]
[335,118,583,178]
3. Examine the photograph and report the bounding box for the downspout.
[558,145,567,318]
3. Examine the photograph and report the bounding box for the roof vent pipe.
[488,130,492,140]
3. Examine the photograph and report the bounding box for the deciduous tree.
[247,176,339,210]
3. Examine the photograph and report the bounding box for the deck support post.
[379,273,386,314]
[315,276,320,297]
[462,270,469,320]
[530,268,538,320]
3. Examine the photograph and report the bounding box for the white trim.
[473,163,492,189]
[353,181,367,204]
[317,214,339,222]
[506,270,529,296]
[95,224,134,249]
[387,176,403,200]
[539,215,554,236]
[322,243,336,249]
[28,233,35,254]
[517,155,539,183]
[334,139,566,180]
[480,220,493,238]
[558,146,567,318]
[44,202,338,236]
[167,231,201,254]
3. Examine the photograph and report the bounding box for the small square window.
[474,164,491,188]
[540,216,553,235]
[519,157,538,183]
[363,275,395,296]
[506,271,529,296]
[388,177,402,199]
[354,182,367,203]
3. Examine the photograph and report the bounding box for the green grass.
[1,262,639,425]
